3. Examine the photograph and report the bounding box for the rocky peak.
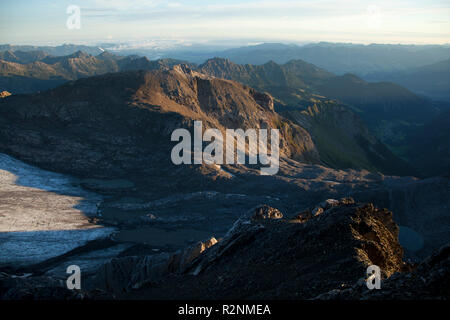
[67,50,91,59]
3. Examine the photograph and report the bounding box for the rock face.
[315,245,450,300]
[0,91,10,98]
[354,176,450,259]
[251,205,283,220]
[90,200,407,299]
[198,58,418,176]
[91,237,219,294]
[296,197,355,221]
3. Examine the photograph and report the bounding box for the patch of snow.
[0,153,115,268]
[0,228,115,267]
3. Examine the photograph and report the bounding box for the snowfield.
[0,228,115,268]
[0,153,115,268]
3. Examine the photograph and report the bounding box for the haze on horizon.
[0,0,449,47]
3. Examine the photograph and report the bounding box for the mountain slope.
[406,109,450,177]
[198,57,333,90]
[282,102,415,175]
[198,58,440,176]
[0,52,191,94]
[0,67,320,191]
[197,58,416,175]
[314,73,443,164]
[0,54,435,176]
[315,73,437,123]
[366,59,450,101]
[0,66,448,266]
[0,50,50,64]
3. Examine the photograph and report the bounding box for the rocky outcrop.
[355,176,450,259]
[0,91,10,98]
[91,237,219,294]
[251,205,283,220]
[315,244,450,300]
[90,200,408,299]
[296,197,355,220]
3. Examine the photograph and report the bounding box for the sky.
[0,0,449,46]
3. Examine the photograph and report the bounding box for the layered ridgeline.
[0,51,447,176]
[0,44,105,56]
[0,52,413,176]
[194,42,450,75]
[197,58,433,175]
[3,42,449,100]
[365,59,450,102]
[0,51,190,94]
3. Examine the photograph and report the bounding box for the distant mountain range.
[0,51,189,94]
[3,41,449,100]
[161,42,450,78]
[191,42,450,102]
[0,44,105,56]
[4,42,449,74]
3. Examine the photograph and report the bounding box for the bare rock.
[0,91,11,98]
[167,237,218,273]
[91,237,219,294]
[117,201,407,299]
[315,244,450,300]
[312,206,324,216]
[251,205,283,220]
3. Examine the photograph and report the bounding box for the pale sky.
[1,0,449,45]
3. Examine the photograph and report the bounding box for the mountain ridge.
[0,52,442,176]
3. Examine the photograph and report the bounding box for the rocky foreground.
[1,199,448,300]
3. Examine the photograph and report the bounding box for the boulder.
[251,205,283,220]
